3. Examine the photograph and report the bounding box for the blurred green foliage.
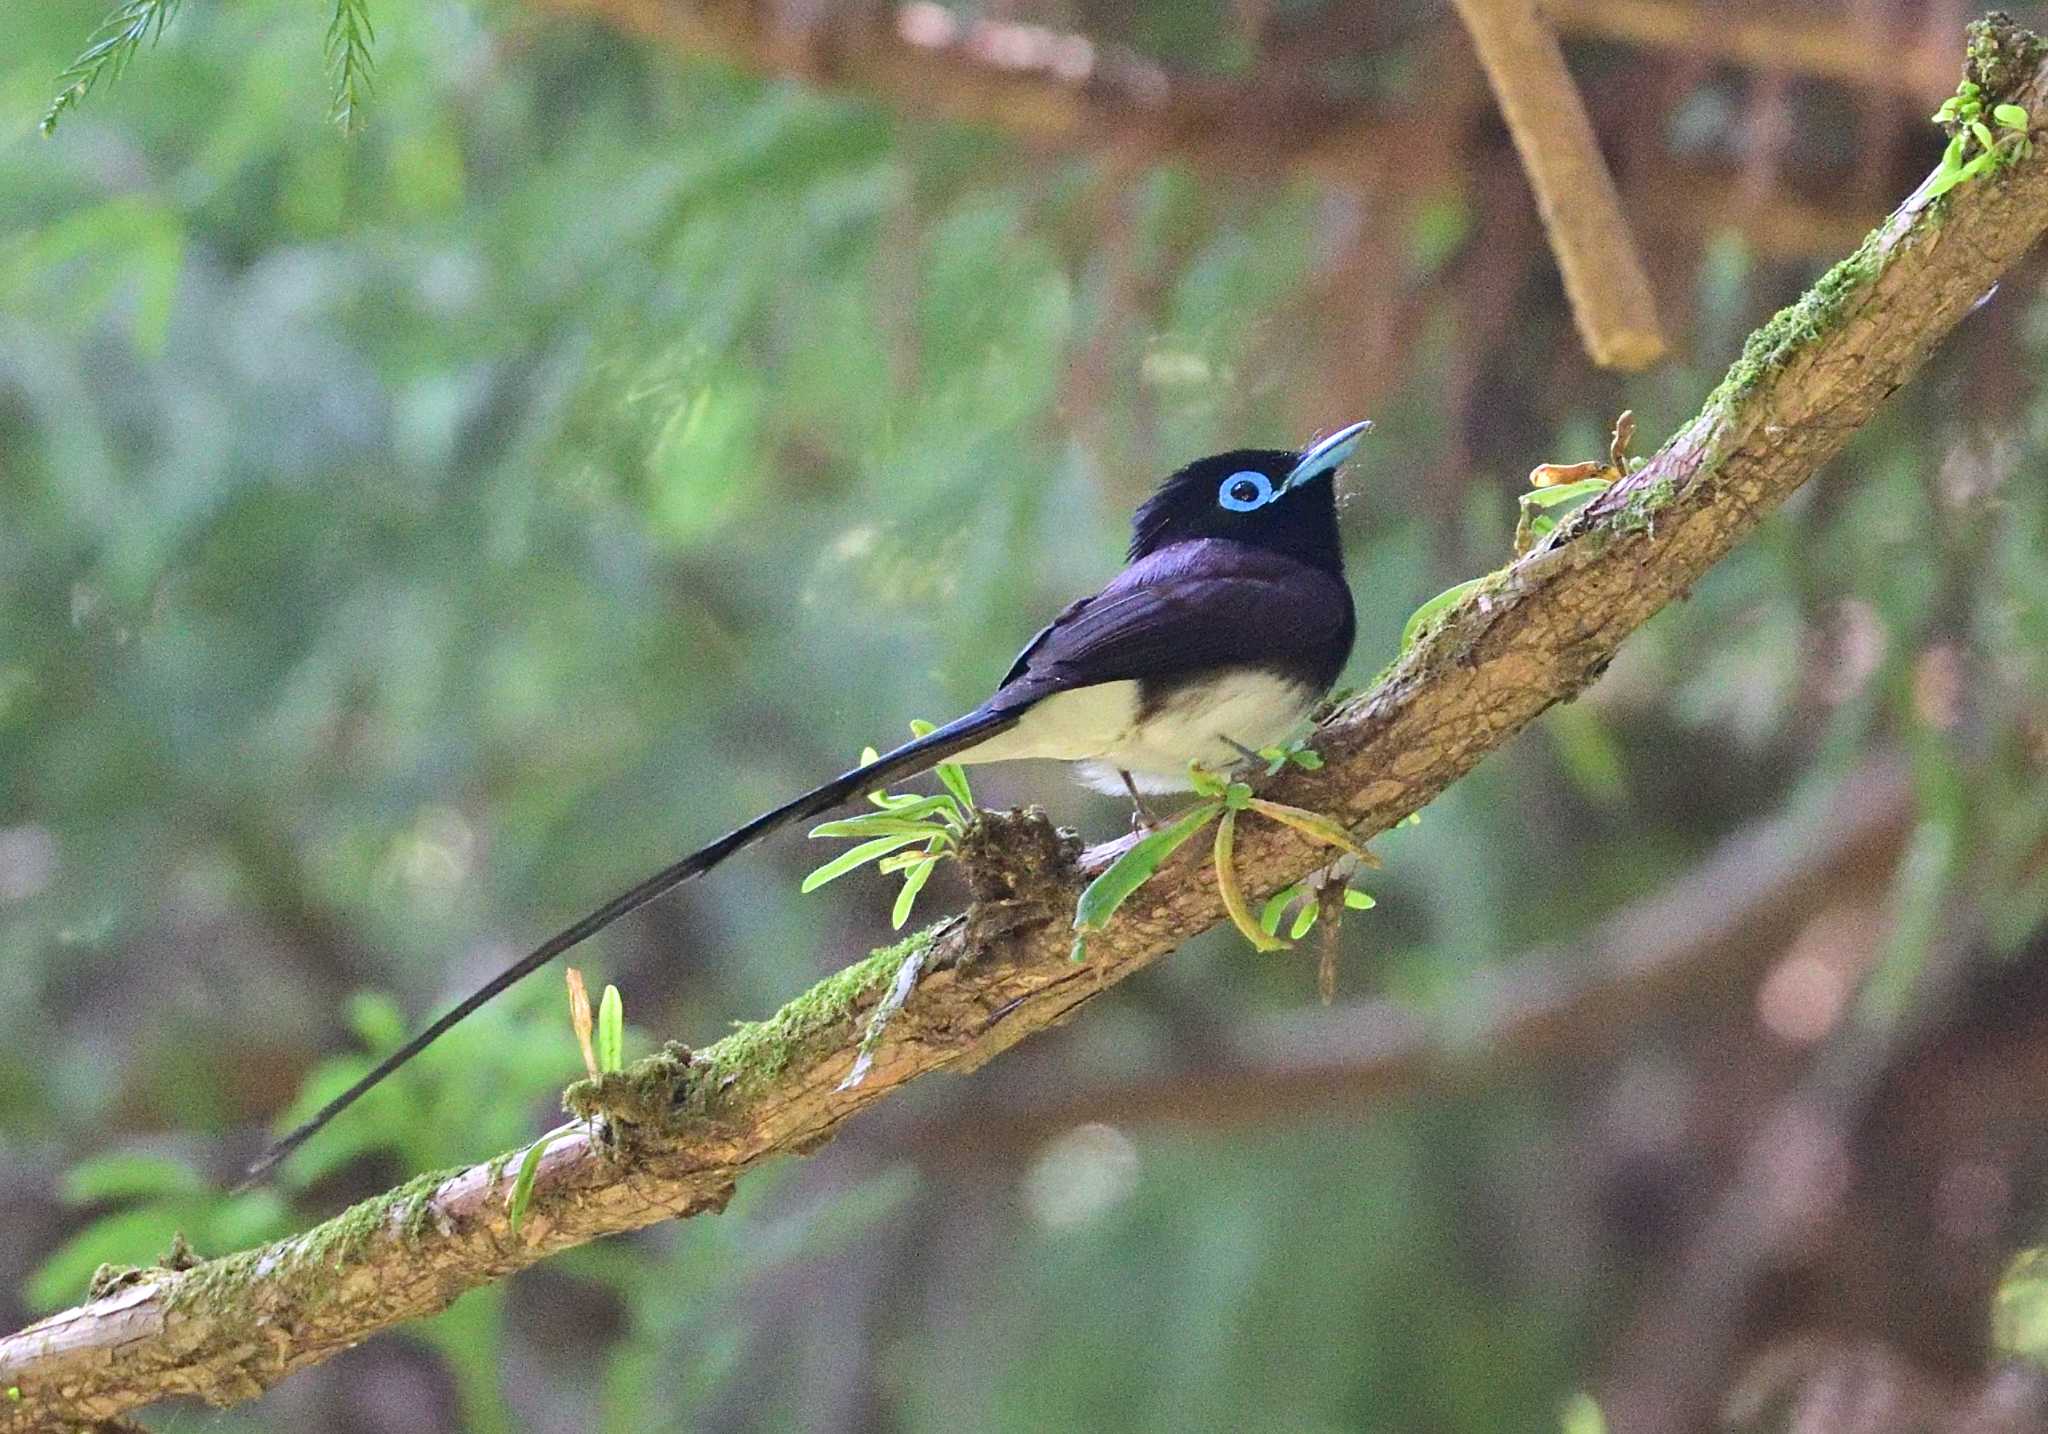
[9,0,2048,1429]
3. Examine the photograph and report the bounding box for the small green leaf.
[1260,882,1303,936]
[324,0,376,134]
[1401,577,1486,651]
[1074,803,1221,930]
[1215,809,1289,952]
[1259,740,1325,774]
[1972,119,1998,153]
[1246,799,1378,864]
[933,761,974,815]
[810,816,951,841]
[801,832,934,892]
[1187,764,1229,798]
[597,985,624,1073]
[1996,103,2030,130]
[1517,477,1613,547]
[1925,164,1969,200]
[1520,476,1613,510]
[1223,781,1253,810]
[891,851,939,929]
[1344,887,1377,910]
[1288,902,1320,940]
[812,795,958,834]
[1069,934,1088,962]
[59,1154,204,1206]
[40,0,185,137]
[505,1136,550,1239]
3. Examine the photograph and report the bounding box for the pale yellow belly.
[952,674,1317,793]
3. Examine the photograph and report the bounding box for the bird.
[250,420,1369,1177]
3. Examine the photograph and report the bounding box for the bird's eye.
[1218,471,1274,512]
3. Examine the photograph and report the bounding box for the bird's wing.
[997,592,1095,688]
[990,542,1352,712]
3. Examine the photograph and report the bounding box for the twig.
[5,21,2048,1428]
[1451,0,1668,369]
[535,0,1930,266]
[1539,0,1958,103]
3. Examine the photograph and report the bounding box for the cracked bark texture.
[5,22,2048,1433]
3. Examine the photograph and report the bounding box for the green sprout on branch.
[1070,758,1378,960]
[803,721,976,930]
[1403,411,1640,652]
[1926,84,2031,200]
[1259,876,1376,942]
[506,968,630,1237]
[1259,736,1326,774]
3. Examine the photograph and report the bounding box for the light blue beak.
[1283,419,1372,492]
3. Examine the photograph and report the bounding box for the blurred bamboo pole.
[1451,0,1669,369]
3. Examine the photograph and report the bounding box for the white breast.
[952,672,1318,794]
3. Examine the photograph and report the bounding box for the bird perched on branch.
[253,420,1369,1176]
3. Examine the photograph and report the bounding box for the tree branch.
[531,0,1918,261]
[924,759,1912,1153]
[1452,0,1668,369]
[1538,0,1959,103]
[6,19,2047,1430]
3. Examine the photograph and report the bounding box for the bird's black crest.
[1129,448,1345,573]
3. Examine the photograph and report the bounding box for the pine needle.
[325,0,377,134]
[41,0,183,137]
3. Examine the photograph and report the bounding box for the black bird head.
[1128,420,1370,572]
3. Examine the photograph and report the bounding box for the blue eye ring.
[1218,470,1274,511]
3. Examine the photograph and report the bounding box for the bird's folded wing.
[990,545,1350,711]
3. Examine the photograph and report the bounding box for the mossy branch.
[6,18,2048,1429]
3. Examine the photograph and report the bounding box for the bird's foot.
[1221,737,1265,767]
[1118,769,1163,831]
